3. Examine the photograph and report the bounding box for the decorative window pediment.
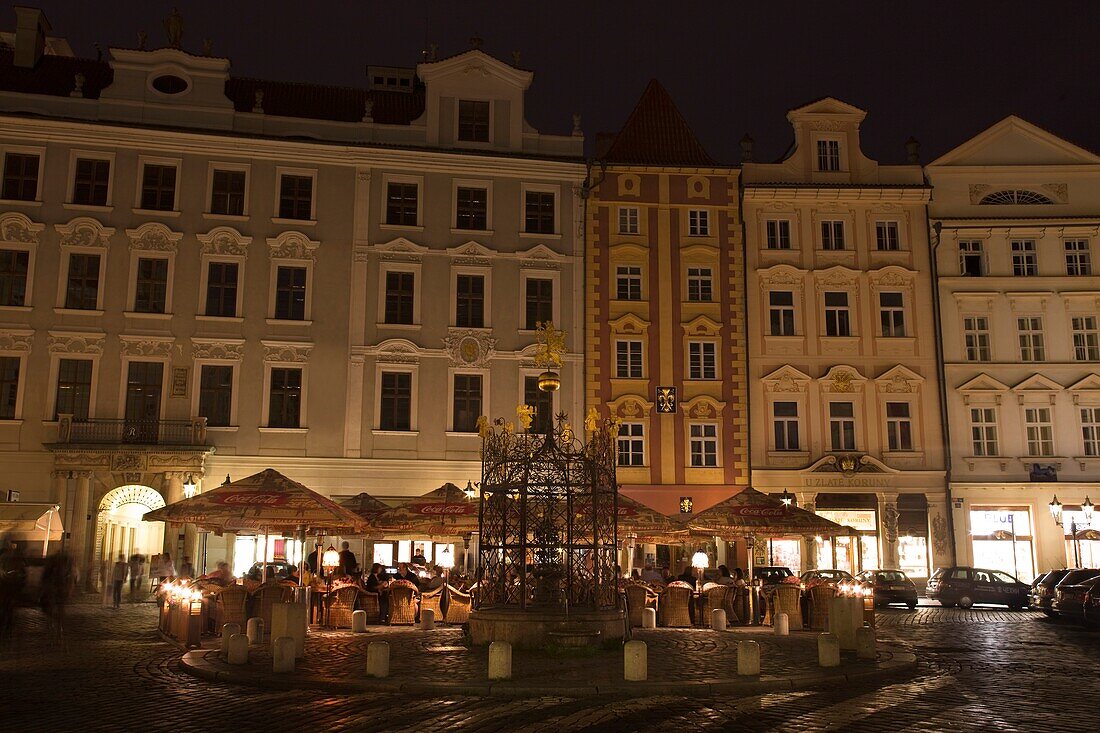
[372,338,421,365]
[682,395,725,419]
[609,313,650,335]
[875,365,924,393]
[957,373,1010,404]
[48,330,105,355]
[262,339,313,363]
[758,264,807,290]
[447,240,495,266]
[813,265,860,292]
[267,231,319,261]
[126,222,183,253]
[607,393,653,419]
[819,365,868,393]
[197,226,251,258]
[0,212,44,245]
[0,329,33,353]
[1068,374,1100,405]
[868,265,916,292]
[374,237,429,262]
[1012,373,1063,404]
[761,365,812,393]
[609,242,649,260]
[682,315,721,337]
[518,243,565,269]
[119,336,175,358]
[55,216,114,249]
[952,291,999,310]
[191,338,245,361]
[1006,291,1053,311]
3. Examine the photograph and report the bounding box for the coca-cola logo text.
[728,506,788,517]
[415,503,476,516]
[213,492,289,507]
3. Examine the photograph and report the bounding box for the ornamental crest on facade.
[126,222,182,252]
[198,227,251,257]
[120,337,175,358]
[444,329,496,367]
[0,330,33,352]
[48,332,105,355]
[0,212,44,244]
[268,231,319,261]
[55,217,114,249]
[262,341,312,363]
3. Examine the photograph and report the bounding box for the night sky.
[20,1,1100,164]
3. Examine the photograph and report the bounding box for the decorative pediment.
[1012,374,1063,404]
[119,336,174,358]
[55,217,114,249]
[374,237,429,262]
[957,373,1010,404]
[609,313,650,335]
[678,244,717,260]
[417,49,533,90]
[443,329,496,368]
[820,365,868,393]
[761,365,812,393]
[518,243,565,269]
[0,329,33,352]
[813,266,860,292]
[373,338,421,365]
[126,222,183,253]
[191,338,244,361]
[1006,291,1053,311]
[868,266,916,291]
[682,315,721,337]
[262,340,313,363]
[875,365,924,393]
[48,331,104,355]
[952,291,999,310]
[608,242,649,260]
[807,453,895,475]
[447,241,494,266]
[267,231,319,261]
[1068,374,1100,405]
[758,264,807,290]
[1061,291,1100,311]
[682,395,725,419]
[930,115,1100,168]
[0,212,44,245]
[607,393,653,419]
[197,226,251,258]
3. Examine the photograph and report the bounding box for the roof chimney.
[13,6,51,69]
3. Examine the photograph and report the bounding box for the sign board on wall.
[816,509,877,532]
[171,367,189,398]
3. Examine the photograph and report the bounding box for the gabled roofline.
[416,49,533,90]
[929,115,1100,167]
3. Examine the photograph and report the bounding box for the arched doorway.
[93,485,166,587]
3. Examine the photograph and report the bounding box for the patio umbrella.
[616,493,690,544]
[0,502,63,557]
[340,492,391,522]
[686,487,848,539]
[371,482,479,537]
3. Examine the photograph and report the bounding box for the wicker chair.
[809,585,837,631]
[705,584,732,622]
[769,584,804,629]
[660,582,694,628]
[625,583,659,627]
[326,585,362,629]
[419,586,444,622]
[388,580,419,625]
[358,590,382,624]
[250,583,294,635]
[443,585,472,625]
[216,585,249,631]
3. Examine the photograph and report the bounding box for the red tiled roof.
[224,77,423,125]
[602,79,715,166]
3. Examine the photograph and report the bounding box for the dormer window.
[816,139,841,171]
[458,100,490,143]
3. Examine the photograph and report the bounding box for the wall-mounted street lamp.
[182,474,197,499]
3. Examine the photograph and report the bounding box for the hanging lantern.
[1049,495,1063,525]
[438,545,455,570]
[182,474,197,499]
[537,370,560,392]
[464,480,478,500]
[1082,496,1094,524]
[779,489,794,507]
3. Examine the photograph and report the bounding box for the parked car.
[800,569,856,588]
[1030,569,1072,615]
[926,566,1029,609]
[857,569,919,609]
[1084,577,1100,626]
[1051,569,1100,621]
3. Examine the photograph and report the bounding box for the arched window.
[979,189,1054,205]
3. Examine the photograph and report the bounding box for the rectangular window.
[618,207,639,234]
[2,152,39,201]
[198,365,233,428]
[766,220,792,249]
[278,174,313,220]
[817,139,841,171]
[688,209,709,236]
[1011,240,1037,276]
[1081,407,1100,457]
[875,221,900,251]
[769,291,795,336]
[54,358,92,420]
[963,316,991,361]
[959,240,985,276]
[772,401,800,451]
[455,274,485,328]
[274,265,307,320]
[140,163,177,211]
[617,423,645,466]
[455,186,488,230]
[205,261,238,318]
[886,402,913,451]
[0,249,29,307]
[124,361,162,426]
[524,190,555,234]
[824,291,851,336]
[524,278,553,330]
[616,265,642,301]
[616,340,643,379]
[820,220,845,250]
[970,407,998,456]
[210,169,246,216]
[524,375,553,435]
[65,253,100,310]
[379,371,412,431]
[829,401,856,451]
[686,267,712,302]
[452,374,483,433]
[457,100,490,142]
[268,367,302,428]
[1017,317,1045,362]
[688,341,716,380]
[689,423,718,467]
[385,182,419,226]
[384,271,415,325]
[72,158,110,206]
[879,291,906,337]
[1025,407,1054,457]
[1072,316,1100,361]
[1065,240,1092,276]
[0,356,19,420]
[134,257,168,313]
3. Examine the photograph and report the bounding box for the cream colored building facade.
[743,99,949,580]
[928,117,1100,580]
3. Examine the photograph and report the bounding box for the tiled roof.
[602,79,715,166]
[224,77,424,125]
[0,48,112,98]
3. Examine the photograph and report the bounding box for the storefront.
[815,494,879,575]
[897,494,931,580]
[968,507,1035,583]
[1061,508,1099,568]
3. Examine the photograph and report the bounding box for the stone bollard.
[818,633,841,668]
[246,617,264,645]
[623,640,647,681]
[737,640,760,676]
[488,641,512,680]
[856,625,876,660]
[271,602,307,659]
[221,623,241,654]
[273,636,295,674]
[774,612,789,636]
[420,608,436,630]
[366,641,390,678]
[710,608,727,631]
[642,608,657,629]
[226,633,249,665]
[828,596,861,651]
[352,610,368,633]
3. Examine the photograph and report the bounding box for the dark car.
[1030,569,1072,615]
[926,566,1029,609]
[1084,577,1100,626]
[857,569,919,609]
[1051,569,1100,621]
[800,569,856,587]
[753,566,794,587]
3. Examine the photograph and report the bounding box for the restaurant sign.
[414,503,477,516]
[816,509,877,531]
[212,492,290,507]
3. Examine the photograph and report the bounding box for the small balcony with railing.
[54,415,209,447]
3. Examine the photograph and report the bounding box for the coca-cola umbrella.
[339,492,390,538]
[370,482,479,537]
[617,493,690,544]
[686,487,847,539]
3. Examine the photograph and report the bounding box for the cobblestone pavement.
[1,600,1097,732]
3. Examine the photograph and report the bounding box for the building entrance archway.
[93,485,166,588]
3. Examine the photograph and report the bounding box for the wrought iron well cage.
[476,414,619,611]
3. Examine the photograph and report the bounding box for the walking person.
[0,539,27,644]
[110,553,128,609]
[40,552,76,644]
[128,553,146,602]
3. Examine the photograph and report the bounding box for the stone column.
[162,472,190,559]
[925,492,954,571]
[68,471,94,590]
[878,493,900,570]
[797,493,817,571]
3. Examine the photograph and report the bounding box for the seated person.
[425,567,444,591]
[640,564,663,584]
[715,565,735,586]
[676,567,697,585]
[392,562,421,590]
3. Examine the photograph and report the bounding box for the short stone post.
[420,608,436,630]
[856,625,876,660]
[737,640,760,676]
[642,608,657,629]
[829,596,860,651]
[623,640,647,681]
[246,617,264,645]
[366,641,390,678]
[488,641,512,680]
[271,602,307,659]
[221,623,241,654]
[226,633,249,665]
[818,632,840,668]
[774,612,789,636]
[352,609,368,633]
[710,608,727,631]
[272,636,295,673]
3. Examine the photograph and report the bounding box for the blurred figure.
[128,553,146,602]
[0,539,26,643]
[110,553,128,609]
[160,552,176,580]
[338,541,357,575]
[179,555,195,579]
[641,563,662,583]
[40,552,76,643]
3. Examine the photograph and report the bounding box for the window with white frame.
[384,270,416,325]
[140,163,177,211]
[54,357,92,420]
[616,265,642,301]
[886,402,913,451]
[688,341,716,380]
[820,220,845,250]
[689,423,718,467]
[617,422,645,466]
[766,219,792,249]
[455,186,488,230]
[198,364,234,427]
[205,261,239,318]
[879,291,906,337]
[452,373,483,433]
[875,221,901,251]
[64,252,101,310]
[618,206,639,234]
[379,371,412,431]
[615,340,643,378]
[0,355,20,420]
[1072,316,1100,361]
[524,277,553,329]
[455,274,486,328]
[688,209,710,236]
[277,173,314,220]
[210,168,246,216]
[1017,317,1045,362]
[970,407,998,456]
[959,240,985,276]
[524,190,556,234]
[133,256,169,313]
[457,100,490,142]
[1081,407,1100,457]
[824,291,851,336]
[963,316,991,361]
[274,265,307,320]
[0,248,29,307]
[2,151,40,202]
[769,291,796,336]
[816,139,841,171]
[385,181,419,227]
[1011,240,1037,276]
[686,267,713,302]
[829,401,856,450]
[772,401,800,451]
[1065,240,1092,276]
[71,157,110,206]
[1025,407,1054,457]
[267,367,302,428]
